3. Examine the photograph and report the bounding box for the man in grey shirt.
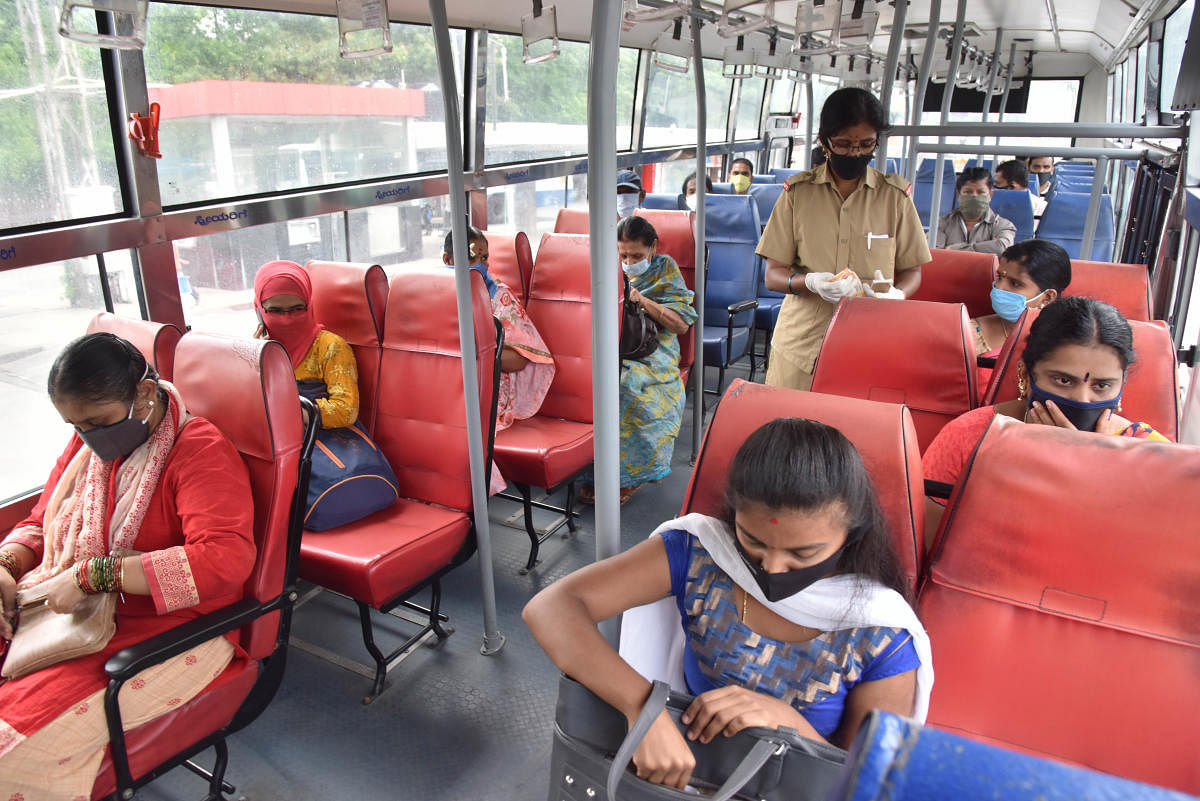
[935,167,1017,254]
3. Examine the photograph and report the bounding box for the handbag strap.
[606,680,786,801]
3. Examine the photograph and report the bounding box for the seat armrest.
[727,299,759,316]
[105,596,282,680]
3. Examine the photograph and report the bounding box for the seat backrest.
[748,182,785,229]
[907,249,996,319]
[710,182,734,194]
[87,313,183,381]
[989,188,1036,243]
[842,711,1193,801]
[642,192,682,210]
[528,233,599,423]
[963,158,994,172]
[1063,259,1152,321]
[682,380,925,596]
[920,417,1200,792]
[703,194,761,328]
[304,261,388,435]
[981,310,1178,439]
[554,207,590,234]
[173,333,303,660]
[770,167,802,182]
[635,209,697,376]
[811,298,976,452]
[1036,192,1115,261]
[484,231,528,303]
[750,173,774,184]
[377,266,496,513]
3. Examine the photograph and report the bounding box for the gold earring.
[1016,362,1029,400]
[1117,400,1122,413]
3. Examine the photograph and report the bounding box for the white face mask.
[684,193,697,211]
[623,258,651,277]
[616,194,639,219]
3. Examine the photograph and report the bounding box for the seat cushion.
[703,327,751,367]
[92,656,258,799]
[299,500,472,609]
[754,299,782,329]
[492,416,593,489]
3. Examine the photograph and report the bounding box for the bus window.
[644,58,730,148]
[485,178,567,251]
[1135,38,1149,123]
[3,5,122,231]
[0,259,131,500]
[734,77,767,140]
[768,77,798,114]
[1161,0,1195,113]
[145,5,464,207]
[347,197,441,267]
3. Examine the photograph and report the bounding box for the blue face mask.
[1028,380,1122,432]
[990,286,1032,322]
[623,258,651,278]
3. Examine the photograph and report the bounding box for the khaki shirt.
[755,164,932,373]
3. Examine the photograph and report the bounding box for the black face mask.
[1028,380,1122,433]
[77,399,153,462]
[826,152,872,181]
[733,535,844,602]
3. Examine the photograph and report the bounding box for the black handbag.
[620,275,660,361]
[548,675,847,801]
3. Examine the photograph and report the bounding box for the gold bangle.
[0,551,20,581]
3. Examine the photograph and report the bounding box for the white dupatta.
[617,513,934,722]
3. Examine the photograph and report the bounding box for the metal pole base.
[480,631,507,656]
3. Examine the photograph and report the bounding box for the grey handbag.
[548,675,847,801]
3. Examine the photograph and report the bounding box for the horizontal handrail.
[890,123,1186,139]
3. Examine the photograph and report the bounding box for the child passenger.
[525,418,932,790]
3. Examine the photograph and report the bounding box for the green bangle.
[787,273,796,294]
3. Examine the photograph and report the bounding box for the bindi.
[769,518,778,524]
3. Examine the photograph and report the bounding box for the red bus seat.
[484,230,533,305]
[86,312,183,381]
[908,249,996,319]
[298,267,497,701]
[682,379,925,596]
[304,261,387,435]
[493,233,602,572]
[94,333,307,799]
[981,310,1178,440]
[554,208,589,234]
[634,208,697,383]
[811,297,977,452]
[919,416,1200,793]
[1063,259,1152,321]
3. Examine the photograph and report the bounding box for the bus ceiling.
[189,0,1179,73]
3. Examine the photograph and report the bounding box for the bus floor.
[135,361,755,800]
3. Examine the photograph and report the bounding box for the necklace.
[741,587,750,627]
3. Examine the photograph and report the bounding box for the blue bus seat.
[836,711,1197,801]
[869,157,900,174]
[751,173,774,184]
[746,183,787,363]
[747,182,784,228]
[963,158,994,172]
[919,418,1196,791]
[702,194,761,393]
[641,192,682,210]
[710,181,734,194]
[1036,191,1115,261]
[770,167,802,182]
[989,188,1036,243]
[913,159,956,227]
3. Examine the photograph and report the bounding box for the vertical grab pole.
[905,0,942,185]
[925,0,967,248]
[587,0,623,645]
[977,28,1003,165]
[690,6,707,463]
[805,73,815,168]
[995,41,1017,148]
[428,0,504,656]
[1081,155,1109,260]
[876,0,908,169]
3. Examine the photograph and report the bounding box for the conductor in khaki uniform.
[757,88,931,391]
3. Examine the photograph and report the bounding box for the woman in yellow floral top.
[253,260,358,428]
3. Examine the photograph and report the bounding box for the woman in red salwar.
[0,332,255,800]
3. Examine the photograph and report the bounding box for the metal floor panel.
[130,363,754,800]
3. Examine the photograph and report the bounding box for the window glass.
[1162,0,1194,112]
[919,79,1080,157]
[768,77,797,113]
[348,197,445,268]
[734,78,766,140]
[1,5,122,232]
[1135,39,1148,122]
[644,59,730,148]
[1106,71,1116,123]
[0,258,134,500]
[655,157,718,200]
[1124,56,1136,123]
[485,177,571,253]
[484,36,638,164]
[145,5,463,206]
[180,214,347,336]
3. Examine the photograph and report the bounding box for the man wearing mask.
[755,88,930,391]
[1026,155,1056,198]
[935,168,1016,254]
[727,157,754,195]
[995,159,1046,217]
[616,169,645,220]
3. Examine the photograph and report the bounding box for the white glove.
[863,270,906,300]
[804,271,858,303]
